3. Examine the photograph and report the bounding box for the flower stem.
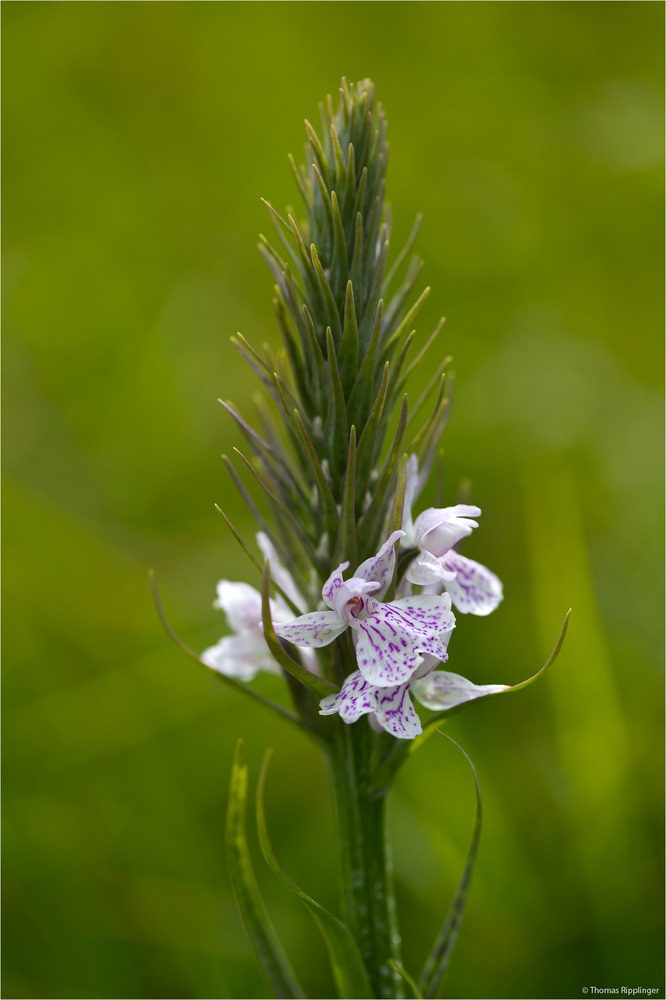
[327,718,404,999]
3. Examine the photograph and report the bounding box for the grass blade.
[226,741,306,999]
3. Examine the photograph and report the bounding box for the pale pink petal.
[413,505,481,557]
[441,550,503,616]
[411,670,509,710]
[201,633,279,680]
[319,671,378,722]
[405,550,456,587]
[375,683,423,739]
[274,610,347,647]
[214,581,263,632]
[321,562,350,611]
[354,530,405,599]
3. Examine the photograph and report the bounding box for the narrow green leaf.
[302,304,327,400]
[400,318,447,387]
[288,215,322,304]
[355,361,389,505]
[339,280,359,387]
[349,299,383,424]
[292,406,340,544]
[405,354,452,425]
[311,243,342,341]
[222,453,283,554]
[304,118,329,184]
[231,333,277,392]
[330,190,349,288]
[389,960,423,1000]
[381,286,431,364]
[384,213,423,291]
[232,447,321,569]
[256,750,373,1000]
[357,394,408,548]
[310,162,335,243]
[333,426,358,568]
[383,256,425,335]
[226,741,306,999]
[324,327,349,480]
[261,561,338,698]
[287,152,310,206]
[351,168,368,226]
[329,124,347,194]
[342,142,357,220]
[405,374,447,456]
[361,237,389,330]
[349,212,364,313]
[419,734,482,999]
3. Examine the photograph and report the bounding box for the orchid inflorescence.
[177,78,567,1000]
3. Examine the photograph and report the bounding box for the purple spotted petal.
[375,683,423,739]
[353,595,454,687]
[441,550,503,616]
[389,594,456,636]
[319,670,378,722]
[353,613,421,686]
[354,530,405,599]
[322,562,350,611]
[413,505,481,557]
[405,549,456,587]
[411,670,509,710]
[274,610,347,647]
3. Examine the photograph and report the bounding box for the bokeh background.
[3,3,663,999]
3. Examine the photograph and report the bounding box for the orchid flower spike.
[274,530,455,688]
[402,457,503,616]
[201,532,308,680]
[320,654,509,739]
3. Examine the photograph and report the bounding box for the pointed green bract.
[257,750,374,1000]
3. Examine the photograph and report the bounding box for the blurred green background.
[3,2,663,998]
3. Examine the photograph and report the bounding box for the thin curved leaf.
[149,570,304,732]
[419,733,482,999]
[389,959,423,1000]
[256,749,373,1000]
[226,741,305,999]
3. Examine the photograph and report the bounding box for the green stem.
[327,719,404,1000]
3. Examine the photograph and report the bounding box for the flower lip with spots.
[319,654,510,740]
[274,530,456,688]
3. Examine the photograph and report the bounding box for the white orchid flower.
[274,530,455,688]
[201,532,310,680]
[402,457,503,616]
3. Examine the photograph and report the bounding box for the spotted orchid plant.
[157,78,568,1000]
